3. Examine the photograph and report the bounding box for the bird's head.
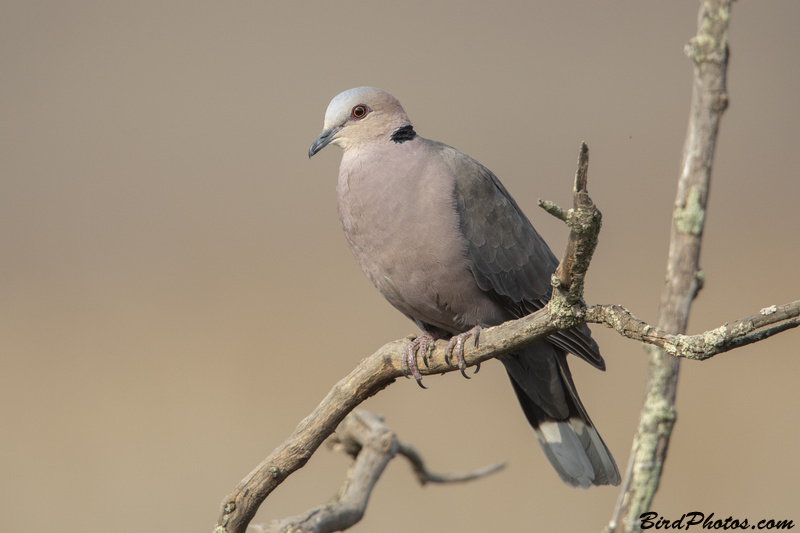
[308,87,412,158]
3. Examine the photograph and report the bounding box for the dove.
[309,87,619,488]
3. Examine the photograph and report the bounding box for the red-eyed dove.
[309,87,620,488]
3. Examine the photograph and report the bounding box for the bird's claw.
[401,333,434,389]
[401,327,480,386]
[444,326,482,379]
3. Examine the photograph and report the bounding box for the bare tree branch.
[251,410,503,533]
[253,410,396,533]
[607,1,733,531]
[586,302,800,361]
[544,141,602,308]
[397,441,505,486]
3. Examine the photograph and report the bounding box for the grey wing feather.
[444,143,605,370]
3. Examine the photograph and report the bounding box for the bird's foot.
[401,332,437,389]
[444,326,482,379]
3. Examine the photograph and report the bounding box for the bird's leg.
[444,326,482,379]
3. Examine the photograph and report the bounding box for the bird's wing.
[441,141,604,370]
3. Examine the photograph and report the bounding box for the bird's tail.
[500,344,620,488]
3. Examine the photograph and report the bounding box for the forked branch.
[252,411,504,533]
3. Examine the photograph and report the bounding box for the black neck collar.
[390,125,417,144]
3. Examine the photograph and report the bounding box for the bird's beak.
[308,126,341,158]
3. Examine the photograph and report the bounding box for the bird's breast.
[335,144,490,332]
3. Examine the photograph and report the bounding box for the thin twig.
[397,442,506,485]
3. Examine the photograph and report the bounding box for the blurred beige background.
[2,2,798,532]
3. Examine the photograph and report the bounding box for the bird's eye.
[351,105,370,119]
